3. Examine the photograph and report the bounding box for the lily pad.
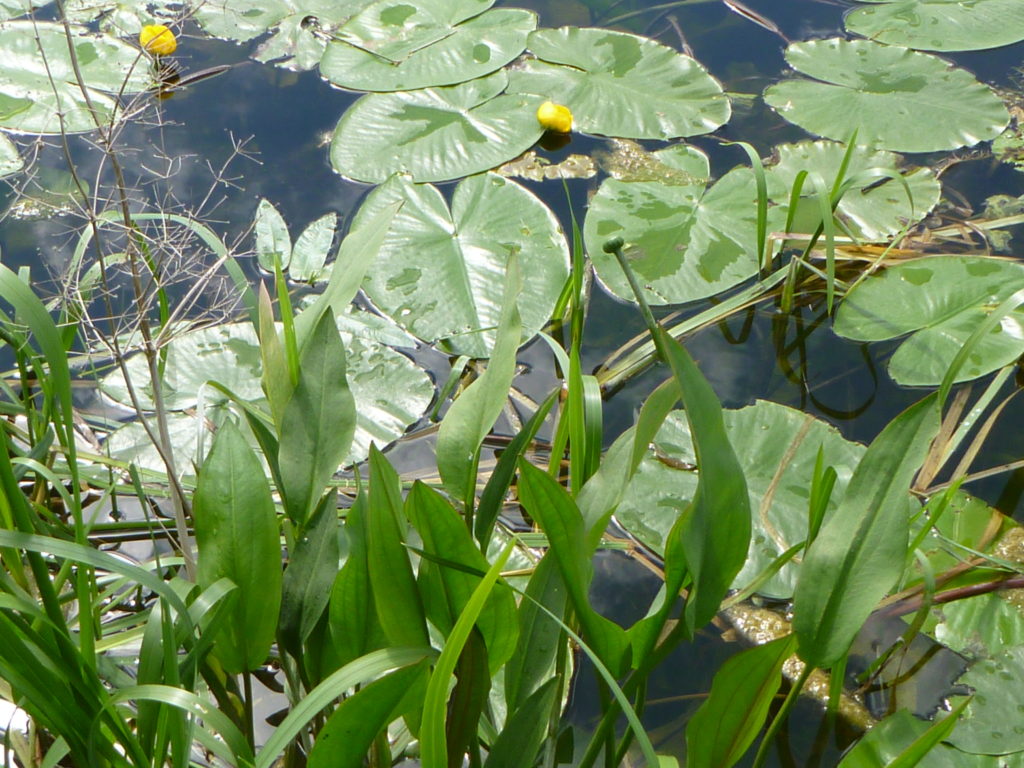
[63,0,182,34]
[764,38,1009,153]
[507,27,730,140]
[105,409,231,474]
[0,21,153,134]
[585,144,769,305]
[838,709,1013,767]
[845,0,1024,53]
[949,646,1024,755]
[351,172,569,358]
[612,400,865,599]
[585,140,940,305]
[330,70,543,183]
[833,256,1024,386]
[767,140,940,241]
[100,320,434,468]
[196,0,371,70]
[934,593,1024,660]
[321,0,535,91]
[0,132,21,177]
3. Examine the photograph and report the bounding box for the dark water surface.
[2,1,1023,764]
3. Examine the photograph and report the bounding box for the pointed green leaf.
[436,254,522,501]
[686,636,796,768]
[367,446,430,648]
[516,462,630,676]
[793,394,940,669]
[255,199,292,271]
[290,213,336,282]
[278,312,355,524]
[656,328,751,634]
[279,491,340,656]
[307,660,429,768]
[194,420,281,674]
[405,482,519,673]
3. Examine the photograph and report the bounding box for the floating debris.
[497,151,597,181]
[594,139,706,185]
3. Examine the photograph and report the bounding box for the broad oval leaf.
[586,140,939,306]
[764,38,1009,153]
[613,400,864,599]
[792,394,939,669]
[352,172,569,358]
[255,198,292,271]
[507,27,730,140]
[686,636,796,768]
[0,21,152,134]
[321,0,535,91]
[845,0,1024,52]
[290,212,337,283]
[834,256,1024,386]
[330,70,544,183]
[194,419,281,674]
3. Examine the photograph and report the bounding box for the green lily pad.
[767,140,940,241]
[585,144,771,305]
[0,0,46,23]
[833,256,1024,386]
[934,593,1024,660]
[105,408,232,474]
[0,21,152,134]
[321,0,535,91]
[846,0,1024,52]
[63,0,183,34]
[196,0,371,70]
[100,320,433,468]
[507,27,730,140]
[0,132,21,177]
[949,647,1024,755]
[330,70,543,183]
[585,140,941,305]
[612,400,865,599]
[351,172,569,358]
[837,709,1017,767]
[764,38,1009,153]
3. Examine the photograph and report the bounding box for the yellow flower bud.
[139,24,177,56]
[536,101,572,133]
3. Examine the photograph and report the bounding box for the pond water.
[1,0,1024,765]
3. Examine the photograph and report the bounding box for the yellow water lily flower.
[139,24,177,56]
[536,101,572,133]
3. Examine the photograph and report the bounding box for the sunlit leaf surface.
[352,172,568,358]
[764,38,1009,153]
[101,320,433,469]
[331,71,543,183]
[0,21,152,134]
[321,0,534,91]
[835,256,1024,386]
[846,0,1024,52]
[612,400,864,599]
[508,27,730,140]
